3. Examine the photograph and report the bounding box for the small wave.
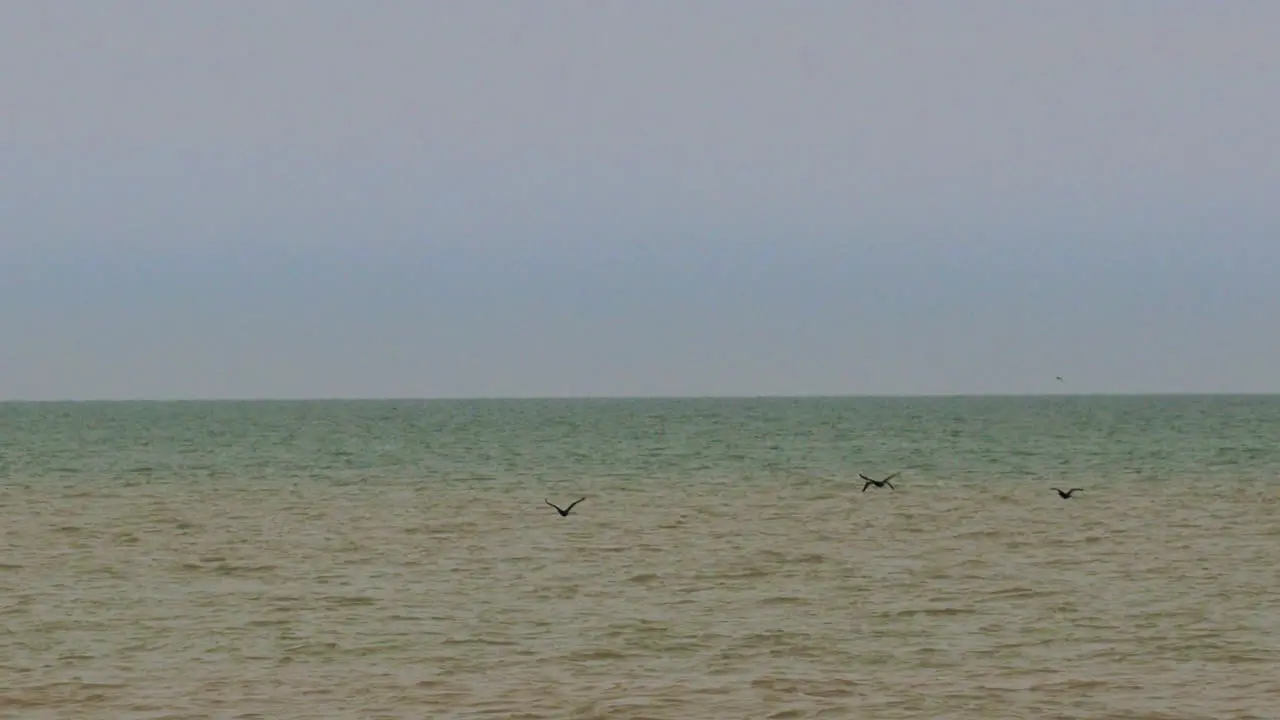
[245,618,291,628]
[322,595,377,606]
[213,563,279,576]
[627,572,662,584]
[694,568,771,581]
[888,606,978,618]
[440,636,518,647]
[564,648,631,662]
[759,596,810,606]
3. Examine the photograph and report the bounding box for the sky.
[2,2,1278,399]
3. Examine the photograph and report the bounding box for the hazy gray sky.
[3,2,1278,399]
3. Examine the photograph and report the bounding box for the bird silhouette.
[1050,487,1082,499]
[545,497,586,516]
[859,472,899,492]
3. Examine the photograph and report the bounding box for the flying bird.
[1050,487,1082,499]
[545,497,587,516]
[859,472,899,492]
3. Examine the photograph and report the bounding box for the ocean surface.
[2,395,1278,719]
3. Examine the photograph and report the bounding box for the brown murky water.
[3,477,1278,719]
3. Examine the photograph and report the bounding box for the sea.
[2,395,1278,719]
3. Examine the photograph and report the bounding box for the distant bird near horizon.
[859,472,899,492]
[1051,487,1082,499]
[1055,376,1064,382]
[545,497,586,516]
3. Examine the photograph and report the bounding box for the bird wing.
[883,472,901,482]
[544,499,563,512]
[885,481,895,490]
[1070,488,1083,493]
[861,481,871,492]
[858,473,874,482]
[565,497,587,512]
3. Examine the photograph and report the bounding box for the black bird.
[859,472,899,492]
[1050,487,1082,499]
[545,497,586,516]
[1055,376,1064,382]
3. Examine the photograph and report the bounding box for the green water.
[4,395,1279,718]
[3,396,1277,486]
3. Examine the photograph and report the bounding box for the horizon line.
[3,391,1278,404]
